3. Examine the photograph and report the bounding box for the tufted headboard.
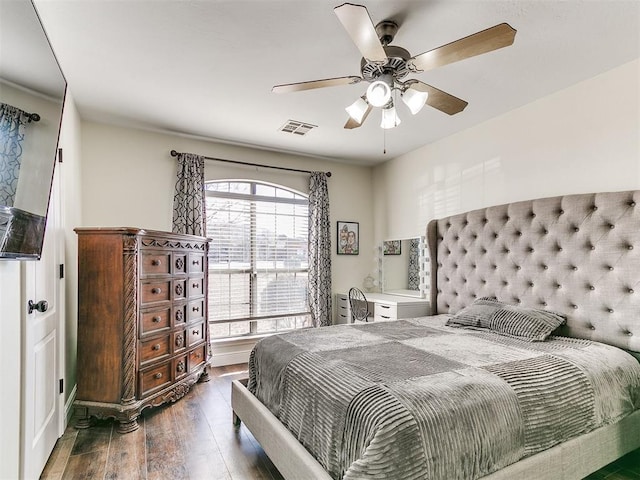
[427,190,640,352]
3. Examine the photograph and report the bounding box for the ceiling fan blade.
[344,104,373,129]
[334,3,387,63]
[272,76,362,94]
[409,23,516,72]
[408,81,468,115]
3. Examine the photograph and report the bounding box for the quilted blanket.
[248,316,640,480]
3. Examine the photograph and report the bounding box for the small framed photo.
[383,240,401,255]
[337,221,359,255]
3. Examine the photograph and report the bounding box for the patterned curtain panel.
[0,103,28,207]
[308,172,332,327]
[408,238,420,290]
[172,153,205,236]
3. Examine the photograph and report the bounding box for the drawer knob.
[152,316,161,323]
[192,259,200,266]
[192,329,200,336]
[192,306,200,313]
[153,373,163,379]
[193,352,202,359]
[176,361,185,373]
[151,259,161,266]
[151,287,161,294]
[152,344,160,351]
[192,282,200,289]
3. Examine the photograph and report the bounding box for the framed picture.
[383,240,401,255]
[337,221,359,255]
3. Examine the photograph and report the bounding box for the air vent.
[280,120,317,136]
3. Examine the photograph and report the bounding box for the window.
[206,180,311,339]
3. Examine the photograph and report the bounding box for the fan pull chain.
[383,127,386,155]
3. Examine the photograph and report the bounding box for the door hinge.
[58,148,63,163]
[59,378,64,394]
[59,264,64,279]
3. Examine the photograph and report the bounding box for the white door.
[21,162,64,480]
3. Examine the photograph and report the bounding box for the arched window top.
[205,180,307,202]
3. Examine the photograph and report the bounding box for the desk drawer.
[374,303,397,321]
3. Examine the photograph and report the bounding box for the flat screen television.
[0,0,67,259]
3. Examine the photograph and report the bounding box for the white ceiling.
[32,0,640,166]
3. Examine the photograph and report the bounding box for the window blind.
[205,181,311,338]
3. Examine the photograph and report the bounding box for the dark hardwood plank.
[104,415,146,480]
[41,364,640,480]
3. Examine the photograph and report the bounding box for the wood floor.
[41,363,640,480]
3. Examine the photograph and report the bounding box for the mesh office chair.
[348,287,369,323]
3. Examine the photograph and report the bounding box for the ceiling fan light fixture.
[345,96,369,124]
[380,105,401,129]
[366,78,392,107]
[402,88,429,115]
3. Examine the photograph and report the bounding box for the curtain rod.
[170,150,331,177]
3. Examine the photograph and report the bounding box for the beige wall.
[372,59,640,242]
[80,122,376,295]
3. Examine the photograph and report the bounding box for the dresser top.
[74,227,210,242]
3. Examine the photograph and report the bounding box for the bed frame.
[232,190,640,479]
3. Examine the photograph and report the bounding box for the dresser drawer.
[141,280,171,306]
[141,308,171,335]
[173,303,187,327]
[374,303,397,322]
[189,345,206,372]
[173,279,187,301]
[141,252,170,276]
[187,299,205,322]
[174,355,188,379]
[140,335,171,365]
[173,329,186,352]
[188,321,205,346]
[139,362,172,398]
[173,253,187,275]
[188,253,206,274]
[188,276,205,298]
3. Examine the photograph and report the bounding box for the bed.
[231,190,640,479]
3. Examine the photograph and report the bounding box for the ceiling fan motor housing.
[361,45,411,84]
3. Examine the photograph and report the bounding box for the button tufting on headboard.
[427,190,640,353]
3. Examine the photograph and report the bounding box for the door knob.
[28,300,48,314]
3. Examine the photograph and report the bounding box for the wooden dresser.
[74,227,210,433]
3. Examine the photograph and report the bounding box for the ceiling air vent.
[280,120,317,136]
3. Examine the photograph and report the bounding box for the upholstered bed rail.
[427,190,640,352]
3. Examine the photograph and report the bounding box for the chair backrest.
[348,287,369,323]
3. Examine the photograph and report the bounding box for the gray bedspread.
[248,316,640,480]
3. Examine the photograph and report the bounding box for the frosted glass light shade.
[402,88,429,114]
[380,105,400,129]
[366,80,392,107]
[345,97,369,124]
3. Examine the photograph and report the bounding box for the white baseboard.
[65,384,77,426]
[210,349,253,367]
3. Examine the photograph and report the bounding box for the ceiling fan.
[272,3,516,130]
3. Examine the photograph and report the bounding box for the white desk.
[334,292,430,324]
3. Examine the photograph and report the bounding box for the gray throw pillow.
[446,297,567,341]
